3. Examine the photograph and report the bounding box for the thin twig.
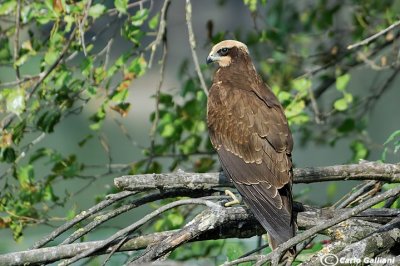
[147,0,170,68]
[27,26,77,99]
[146,37,168,172]
[347,20,400,50]
[59,199,223,266]
[61,189,209,245]
[31,191,136,249]
[79,0,92,56]
[107,0,151,16]
[185,0,209,96]
[102,236,128,266]
[0,132,46,180]
[334,180,378,209]
[13,0,21,80]
[307,86,322,124]
[0,75,40,88]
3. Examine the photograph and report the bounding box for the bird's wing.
[207,83,295,244]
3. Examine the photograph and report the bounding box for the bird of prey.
[206,40,296,256]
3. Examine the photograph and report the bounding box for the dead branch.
[31,191,137,249]
[300,219,400,265]
[59,198,224,266]
[114,162,400,191]
[224,184,400,266]
[2,204,398,266]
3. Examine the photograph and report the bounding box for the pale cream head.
[207,40,249,67]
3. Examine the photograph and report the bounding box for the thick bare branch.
[224,185,400,266]
[300,219,400,266]
[59,198,223,266]
[114,162,400,191]
[2,204,398,266]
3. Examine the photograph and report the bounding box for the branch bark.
[114,162,400,191]
[1,205,398,266]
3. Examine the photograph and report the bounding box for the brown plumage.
[206,40,296,253]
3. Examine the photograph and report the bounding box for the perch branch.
[114,162,400,191]
[224,185,400,266]
[1,205,399,265]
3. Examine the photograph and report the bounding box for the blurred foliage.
[0,0,399,264]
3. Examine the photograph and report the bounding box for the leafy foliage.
[0,0,399,263]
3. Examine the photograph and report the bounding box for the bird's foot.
[224,189,240,207]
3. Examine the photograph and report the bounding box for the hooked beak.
[206,54,219,64]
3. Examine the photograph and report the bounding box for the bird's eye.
[218,47,229,56]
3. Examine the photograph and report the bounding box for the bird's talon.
[224,189,240,207]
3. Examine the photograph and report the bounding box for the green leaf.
[336,74,351,91]
[37,111,61,133]
[6,88,25,116]
[333,98,348,111]
[337,119,355,133]
[0,38,12,63]
[161,124,175,138]
[351,140,369,161]
[131,9,149,26]
[67,207,76,220]
[167,212,184,228]
[292,77,311,93]
[88,4,106,19]
[383,130,400,146]
[326,182,337,202]
[44,48,58,66]
[0,0,17,15]
[278,91,292,103]
[10,221,23,241]
[243,0,258,12]
[12,120,26,144]
[344,92,353,103]
[128,56,147,76]
[0,147,16,163]
[29,148,54,163]
[17,164,34,187]
[285,100,306,118]
[148,13,160,30]
[114,0,128,14]
[43,184,58,201]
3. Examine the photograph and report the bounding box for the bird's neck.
[214,55,259,83]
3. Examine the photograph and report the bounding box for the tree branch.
[2,204,398,266]
[225,184,400,266]
[114,162,400,191]
[59,198,223,266]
